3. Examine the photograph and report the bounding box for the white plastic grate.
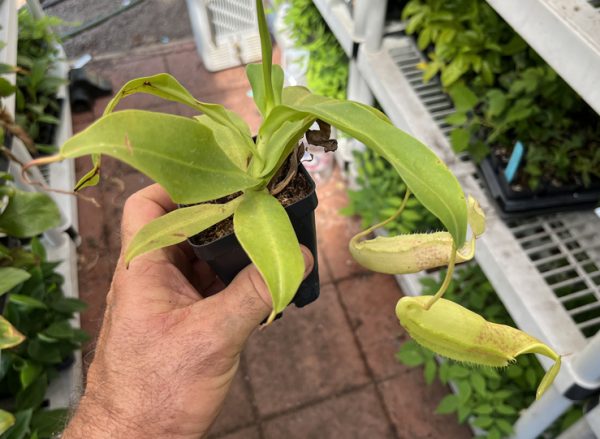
[387,43,454,137]
[206,0,256,41]
[507,213,600,338]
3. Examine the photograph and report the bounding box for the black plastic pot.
[479,156,600,218]
[188,164,320,310]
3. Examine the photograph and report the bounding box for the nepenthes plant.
[24,0,560,403]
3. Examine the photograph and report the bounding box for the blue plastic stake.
[504,141,525,184]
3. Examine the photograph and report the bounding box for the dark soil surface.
[191,169,312,245]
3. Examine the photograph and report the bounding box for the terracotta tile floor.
[73,39,471,439]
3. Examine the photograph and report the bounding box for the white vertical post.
[512,386,572,439]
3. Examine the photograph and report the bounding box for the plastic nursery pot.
[188,164,320,310]
[479,156,600,218]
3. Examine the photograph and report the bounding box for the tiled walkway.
[73,39,471,439]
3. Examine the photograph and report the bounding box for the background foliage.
[402,0,600,190]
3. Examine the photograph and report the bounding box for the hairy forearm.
[63,396,151,439]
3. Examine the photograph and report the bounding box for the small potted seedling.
[25,0,561,401]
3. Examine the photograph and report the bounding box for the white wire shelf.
[312,0,355,57]
[485,0,600,115]
[356,35,600,397]
[44,232,82,409]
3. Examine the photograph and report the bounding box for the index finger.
[120,183,176,250]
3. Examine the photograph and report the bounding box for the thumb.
[208,246,314,344]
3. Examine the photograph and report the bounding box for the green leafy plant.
[448,67,600,189]
[402,0,523,88]
[15,9,67,155]
[276,0,348,99]
[397,265,583,439]
[0,236,88,439]
[341,148,442,235]
[401,0,600,190]
[26,0,467,324]
[0,172,83,438]
[24,0,561,402]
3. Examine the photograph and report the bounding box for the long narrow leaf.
[250,105,315,178]
[60,110,260,204]
[76,73,257,189]
[246,63,285,117]
[234,190,304,322]
[281,86,468,246]
[125,196,243,264]
[255,0,274,114]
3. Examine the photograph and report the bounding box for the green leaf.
[436,394,459,414]
[246,63,285,117]
[30,237,46,260]
[0,268,31,296]
[0,316,25,349]
[27,340,61,364]
[470,372,487,396]
[474,404,493,415]
[103,74,253,141]
[17,361,42,389]
[448,364,470,379]
[50,298,87,314]
[487,428,502,439]
[472,416,493,428]
[448,83,478,112]
[194,115,251,170]
[255,0,274,114]
[0,191,61,238]
[441,56,468,86]
[396,346,424,367]
[9,294,47,310]
[233,190,304,320]
[0,78,16,98]
[30,409,68,439]
[495,418,514,435]
[424,359,437,384]
[2,409,32,439]
[450,128,470,153]
[42,321,74,340]
[250,105,314,179]
[0,63,17,74]
[282,87,468,247]
[457,405,471,423]
[496,404,516,415]
[76,73,257,189]
[445,112,467,126]
[59,110,261,204]
[485,89,507,118]
[457,380,472,403]
[0,410,16,435]
[16,374,47,410]
[125,196,243,264]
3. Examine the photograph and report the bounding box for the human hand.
[63,184,314,439]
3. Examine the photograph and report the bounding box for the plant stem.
[424,244,457,310]
[350,189,412,247]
